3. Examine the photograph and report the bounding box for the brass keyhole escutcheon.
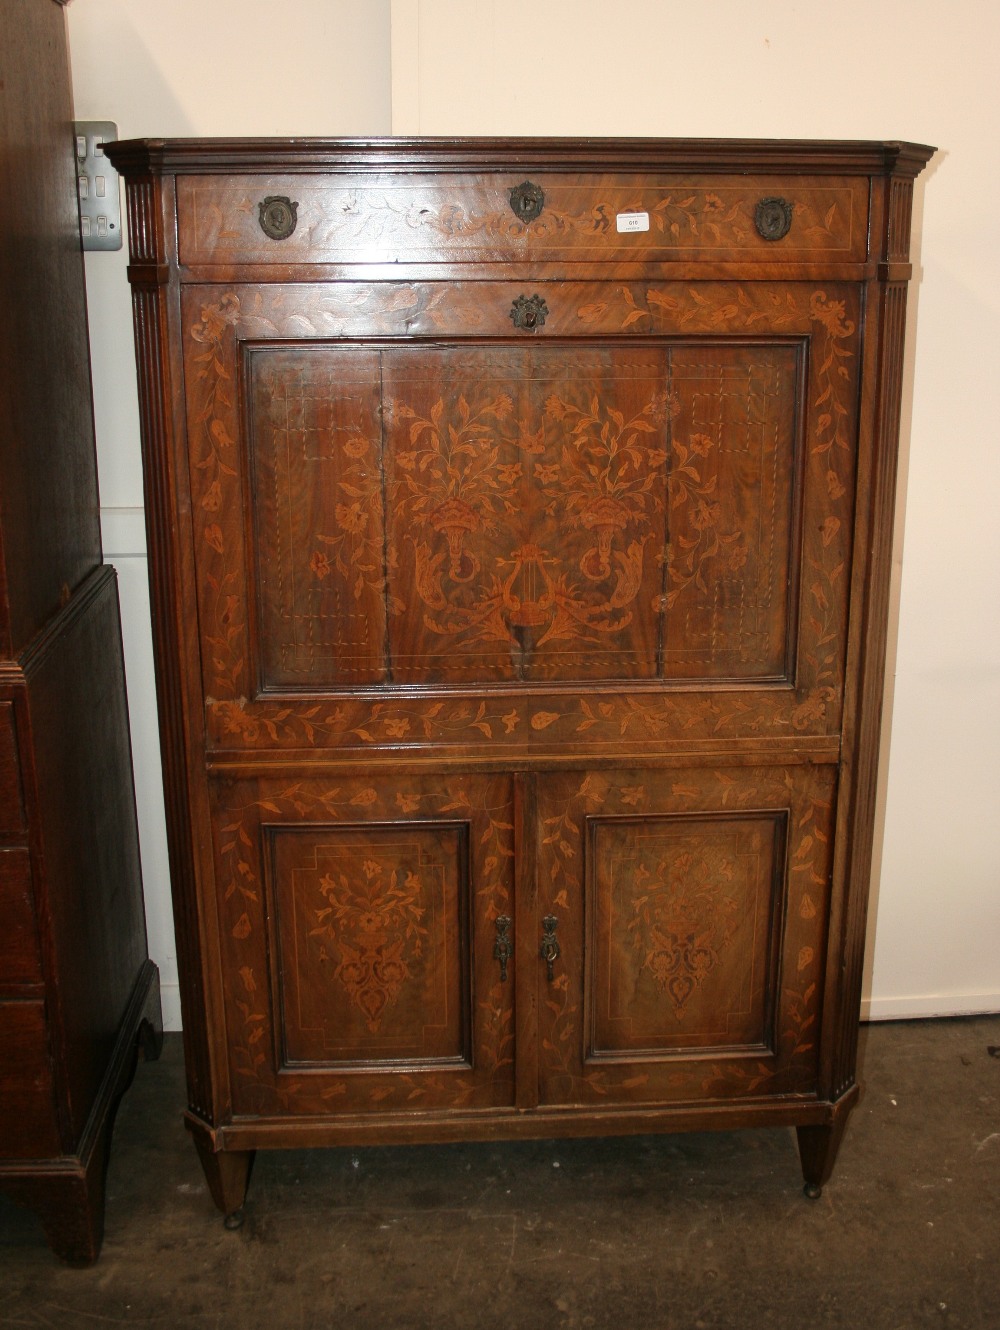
[509,180,545,223]
[510,293,549,331]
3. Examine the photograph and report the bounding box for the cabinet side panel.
[833,276,911,1097]
[0,848,43,989]
[26,570,147,1145]
[0,703,27,832]
[130,267,219,1124]
[0,0,102,654]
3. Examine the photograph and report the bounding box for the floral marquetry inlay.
[384,347,672,682]
[176,174,866,266]
[311,852,429,1034]
[626,849,742,1018]
[589,810,785,1051]
[273,820,469,1066]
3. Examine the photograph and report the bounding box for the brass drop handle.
[493,914,513,982]
[540,914,561,982]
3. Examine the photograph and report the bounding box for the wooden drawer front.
[0,702,26,833]
[0,1001,60,1159]
[535,763,837,1108]
[211,770,515,1119]
[176,173,868,267]
[0,849,42,988]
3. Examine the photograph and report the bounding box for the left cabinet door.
[209,770,516,1119]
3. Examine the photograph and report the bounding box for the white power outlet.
[74,121,122,251]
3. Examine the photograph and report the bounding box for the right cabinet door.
[535,763,838,1108]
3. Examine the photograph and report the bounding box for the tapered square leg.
[189,1123,255,1224]
[797,1093,856,1198]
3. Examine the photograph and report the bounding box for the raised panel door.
[210,770,515,1118]
[535,764,837,1107]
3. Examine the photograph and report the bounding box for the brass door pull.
[540,914,561,981]
[494,914,513,982]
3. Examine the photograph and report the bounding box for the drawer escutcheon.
[258,195,299,241]
[754,196,794,241]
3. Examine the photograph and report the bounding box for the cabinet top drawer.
[174,171,870,267]
[107,137,934,270]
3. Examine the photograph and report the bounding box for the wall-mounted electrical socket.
[74,121,122,251]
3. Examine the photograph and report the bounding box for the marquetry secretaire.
[107,136,933,1221]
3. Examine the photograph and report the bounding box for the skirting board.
[863,993,1000,1021]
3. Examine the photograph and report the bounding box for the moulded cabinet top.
[105,136,936,180]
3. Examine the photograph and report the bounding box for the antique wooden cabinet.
[0,0,161,1263]
[108,136,932,1220]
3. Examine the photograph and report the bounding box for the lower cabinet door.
[535,763,838,1107]
[210,770,515,1117]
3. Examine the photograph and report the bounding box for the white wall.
[67,0,999,1028]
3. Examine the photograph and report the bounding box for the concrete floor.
[0,1017,997,1329]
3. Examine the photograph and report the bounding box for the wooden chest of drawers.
[109,137,933,1219]
[0,0,161,1263]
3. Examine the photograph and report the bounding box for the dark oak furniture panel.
[109,134,933,1220]
[0,0,161,1264]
